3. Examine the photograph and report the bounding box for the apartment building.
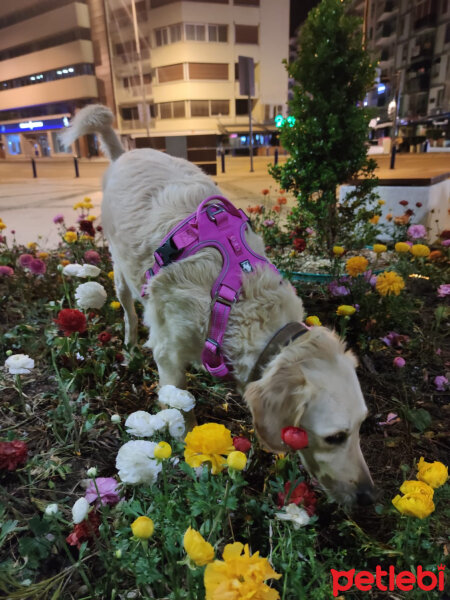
[105,0,290,173]
[349,0,450,144]
[0,0,109,158]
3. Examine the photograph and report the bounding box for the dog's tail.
[60,104,124,161]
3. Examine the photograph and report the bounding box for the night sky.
[290,0,321,37]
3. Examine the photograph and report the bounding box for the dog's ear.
[244,361,310,453]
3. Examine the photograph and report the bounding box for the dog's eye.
[325,432,348,445]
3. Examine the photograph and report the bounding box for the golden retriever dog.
[62,105,375,507]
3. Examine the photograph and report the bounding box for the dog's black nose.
[356,489,375,506]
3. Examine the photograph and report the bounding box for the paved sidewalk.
[0,153,448,247]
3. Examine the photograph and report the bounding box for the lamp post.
[389,71,402,169]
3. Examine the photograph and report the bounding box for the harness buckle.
[205,337,220,354]
[155,238,179,266]
[211,294,235,308]
[206,204,226,222]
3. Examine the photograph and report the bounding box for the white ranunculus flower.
[111,414,121,424]
[72,497,90,524]
[158,385,196,412]
[275,504,311,529]
[75,281,107,309]
[45,503,59,516]
[63,263,83,277]
[63,263,100,278]
[158,408,186,439]
[5,354,35,375]
[125,411,165,437]
[116,440,162,485]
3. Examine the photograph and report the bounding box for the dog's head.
[244,327,374,508]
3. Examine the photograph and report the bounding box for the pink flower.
[84,250,101,265]
[53,214,64,224]
[85,477,121,506]
[393,357,406,368]
[18,253,34,268]
[263,219,274,227]
[29,259,46,275]
[437,284,450,297]
[407,224,427,239]
[434,376,448,391]
[378,412,400,426]
[442,239,450,247]
[0,266,14,277]
[380,331,410,347]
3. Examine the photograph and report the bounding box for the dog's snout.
[356,487,375,506]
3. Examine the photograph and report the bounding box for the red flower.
[232,436,252,453]
[54,309,87,336]
[440,229,450,240]
[273,205,281,213]
[98,331,112,345]
[281,426,308,450]
[277,197,287,205]
[261,189,270,195]
[405,209,414,216]
[399,200,408,206]
[115,352,124,363]
[79,220,96,237]
[0,440,28,471]
[293,238,306,253]
[84,250,101,265]
[66,510,101,549]
[416,202,422,208]
[277,481,317,515]
[67,226,77,232]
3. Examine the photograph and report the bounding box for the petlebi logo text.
[331,564,445,596]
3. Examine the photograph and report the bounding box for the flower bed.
[0,202,449,599]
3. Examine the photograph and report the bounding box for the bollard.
[31,158,37,178]
[389,144,396,170]
[274,148,279,166]
[73,156,79,178]
[221,150,225,173]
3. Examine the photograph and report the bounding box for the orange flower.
[273,205,281,213]
[394,215,410,226]
[429,250,443,261]
[369,215,380,225]
[345,256,369,277]
[277,197,287,205]
[261,189,270,196]
[385,213,393,221]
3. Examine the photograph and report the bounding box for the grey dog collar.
[247,322,310,384]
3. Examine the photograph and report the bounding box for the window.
[170,24,182,42]
[157,63,184,82]
[0,63,95,91]
[186,24,206,40]
[188,63,228,79]
[207,24,228,42]
[123,73,152,87]
[158,101,186,118]
[235,99,249,115]
[190,100,230,116]
[191,100,210,116]
[121,106,139,120]
[235,24,258,44]
[211,100,229,115]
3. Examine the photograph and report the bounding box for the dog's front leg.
[156,357,197,430]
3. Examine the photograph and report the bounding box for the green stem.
[207,479,230,542]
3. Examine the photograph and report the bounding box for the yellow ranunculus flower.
[131,516,154,539]
[27,242,38,250]
[83,197,91,203]
[333,246,345,256]
[80,234,94,242]
[73,202,83,210]
[395,242,410,253]
[289,250,297,258]
[107,271,115,280]
[204,542,281,599]
[369,215,380,225]
[64,231,77,243]
[410,244,430,258]
[183,527,215,566]
[154,441,172,460]
[110,301,121,310]
[227,451,247,471]
[345,256,368,277]
[184,423,234,474]
[378,199,386,205]
[0,221,6,230]
[417,457,448,489]
[86,215,97,222]
[37,251,49,259]
[392,492,435,519]
[373,244,387,254]
[399,480,434,498]
[375,271,405,296]
[82,202,94,210]
[305,316,322,327]
[336,305,356,316]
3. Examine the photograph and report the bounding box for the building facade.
[104,0,290,172]
[349,0,450,147]
[0,0,103,158]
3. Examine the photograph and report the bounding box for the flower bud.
[131,516,154,539]
[87,467,98,477]
[111,414,121,424]
[154,441,172,460]
[227,451,247,471]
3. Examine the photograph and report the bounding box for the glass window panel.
[160,102,172,118]
[211,100,229,115]
[191,100,209,116]
[196,25,205,40]
[173,101,186,117]
[218,25,227,42]
[208,25,218,41]
[186,24,196,40]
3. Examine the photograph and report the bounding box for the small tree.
[270,0,380,254]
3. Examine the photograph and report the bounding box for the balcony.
[414,13,437,32]
[406,72,430,94]
[379,49,394,68]
[375,24,396,46]
[378,1,399,23]
[115,84,153,104]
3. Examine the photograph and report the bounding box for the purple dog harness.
[141,195,279,378]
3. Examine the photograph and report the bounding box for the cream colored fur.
[63,105,374,506]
